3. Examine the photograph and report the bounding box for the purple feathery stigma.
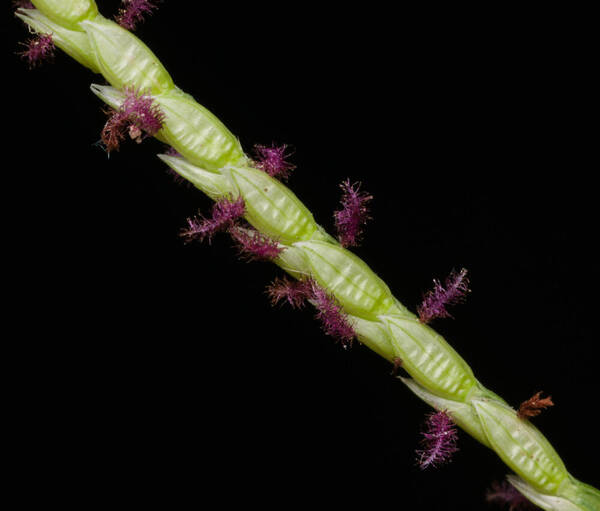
[181,196,245,244]
[165,146,181,157]
[309,281,355,347]
[115,0,159,30]
[266,278,355,345]
[266,277,313,309]
[485,480,539,510]
[415,410,459,470]
[229,227,284,261]
[18,33,55,68]
[333,179,373,248]
[253,144,296,181]
[101,87,165,153]
[13,1,35,8]
[417,268,470,323]
[121,86,165,136]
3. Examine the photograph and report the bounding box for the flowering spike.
[309,281,356,347]
[485,480,539,510]
[101,86,165,153]
[417,268,470,323]
[180,196,245,244]
[115,0,158,31]
[229,227,284,261]
[253,144,296,181]
[517,392,554,420]
[333,179,373,248]
[415,410,459,469]
[266,277,313,309]
[18,33,55,69]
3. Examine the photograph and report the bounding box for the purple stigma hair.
[485,480,538,510]
[229,227,284,261]
[266,277,355,346]
[18,33,55,68]
[333,179,373,248]
[253,144,296,181]
[101,86,165,153]
[115,0,159,30]
[181,196,246,244]
[417,268,470,323]
[415,410,459,470]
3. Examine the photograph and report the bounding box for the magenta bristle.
[266,277,313,309]
[18,33,55,68]
[165,146,181,157]
[13,1,35,8]
[309,281,355,347]
[115,0,158,30]
[100,110,129,153]
[253,144,296,181]
[101,87,164,153]
[333,179,373,248]
[266,277,355,345]
[417,268,470,323]
[121,86,165,136]
[485,480,538,510]
[181,196,245,244]
[229,227,284,261]
[415,410,459,469]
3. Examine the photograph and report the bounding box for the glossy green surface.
[155,90,246,171]
[295,240,394,319]
[157,154,233,200]
[81,16,174,94]
[350,316,396,361]
[228,166,319,243]
[32,0,98,31]
[473,399,568,494]
[382,316,477,401]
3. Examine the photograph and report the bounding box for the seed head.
[333,179,373,248]
[417,268,470,323]
[115,0,159,30]
[253,144,296,181]
[415,410,459,469]
[18,33,55,69]
[181,196,245,244]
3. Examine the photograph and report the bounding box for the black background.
[3,2,598,509]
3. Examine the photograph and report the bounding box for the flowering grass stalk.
[14,2,599,510]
